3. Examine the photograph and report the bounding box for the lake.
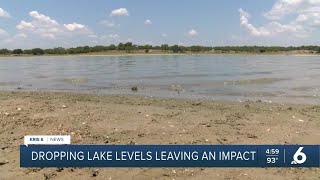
[0,54,320,104]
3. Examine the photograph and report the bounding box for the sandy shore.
[0,91,319,179]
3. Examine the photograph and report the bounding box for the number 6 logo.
[291,147,307,164]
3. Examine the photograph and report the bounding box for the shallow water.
[0,55,320,104]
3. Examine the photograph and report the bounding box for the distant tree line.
[214,46,320,53]
[0,43,319,55]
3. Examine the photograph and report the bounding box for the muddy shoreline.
[0,91,319,179]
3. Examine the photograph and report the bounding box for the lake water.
[0,55,320,104]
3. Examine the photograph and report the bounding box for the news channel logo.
[291,147,307,165]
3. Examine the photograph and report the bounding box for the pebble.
[17,108,22,111]
[62,105,66,108]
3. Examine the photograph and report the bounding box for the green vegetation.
[12,49,23,55]
[131,86,138,92]
[0,43,319,56]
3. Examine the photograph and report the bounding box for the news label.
[20,145,320,168]
[24,135,71,146]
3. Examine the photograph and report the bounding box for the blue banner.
[20,145,320,168]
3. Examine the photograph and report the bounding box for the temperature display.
[265,149,281,164]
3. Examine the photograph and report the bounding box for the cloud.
[0,28,8,37]
[239,9,271,36]
[108,34,120,39]
[0,8,10,18]
[16,11,93,40]
[110,8,129,16]
[188,29,198,36]
[16,11,62,39]
[264,0,320,27]
[16,21,34,30]
[239,8,306,37]
[264,0,305,20]
[88,34,98,38]
[161,33,168,37]
[29,11,58,26]
[144,19,152,25]
[64,23,86,31]
[100,20,120,27]
[14,33,27,39]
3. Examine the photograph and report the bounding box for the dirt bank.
[0,91,319,179]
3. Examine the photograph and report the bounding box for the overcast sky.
[0,0,320,49]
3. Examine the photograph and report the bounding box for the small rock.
[0,161,8,166]
[44,173,56,180]
[92,169,99,177]
[17,108,22,111]
[193,102,202,106]
[62,105,66,108]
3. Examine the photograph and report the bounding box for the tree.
[32,48,44,55]
[0,49,11,55]
[44,49,54,54]
[12,49,23,55]
[53,47,67,54]
[91,46,106,52]
[83,46,90,53]
[118,43,125,51]
[171,45,180,53]
[145,48,150,53]
[190,46,202,53]
[108,44,116,50]
[161,44,169,52]
[125,42,133,53]
[23,49,32,54]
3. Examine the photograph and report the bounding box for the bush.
[131,86,138,92]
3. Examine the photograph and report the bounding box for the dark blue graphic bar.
[20,145,320,168]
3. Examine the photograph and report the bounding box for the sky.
[0,0,319,49]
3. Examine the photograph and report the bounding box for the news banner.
[21,136,320,168]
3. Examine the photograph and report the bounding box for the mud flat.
[0,91,319,179]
